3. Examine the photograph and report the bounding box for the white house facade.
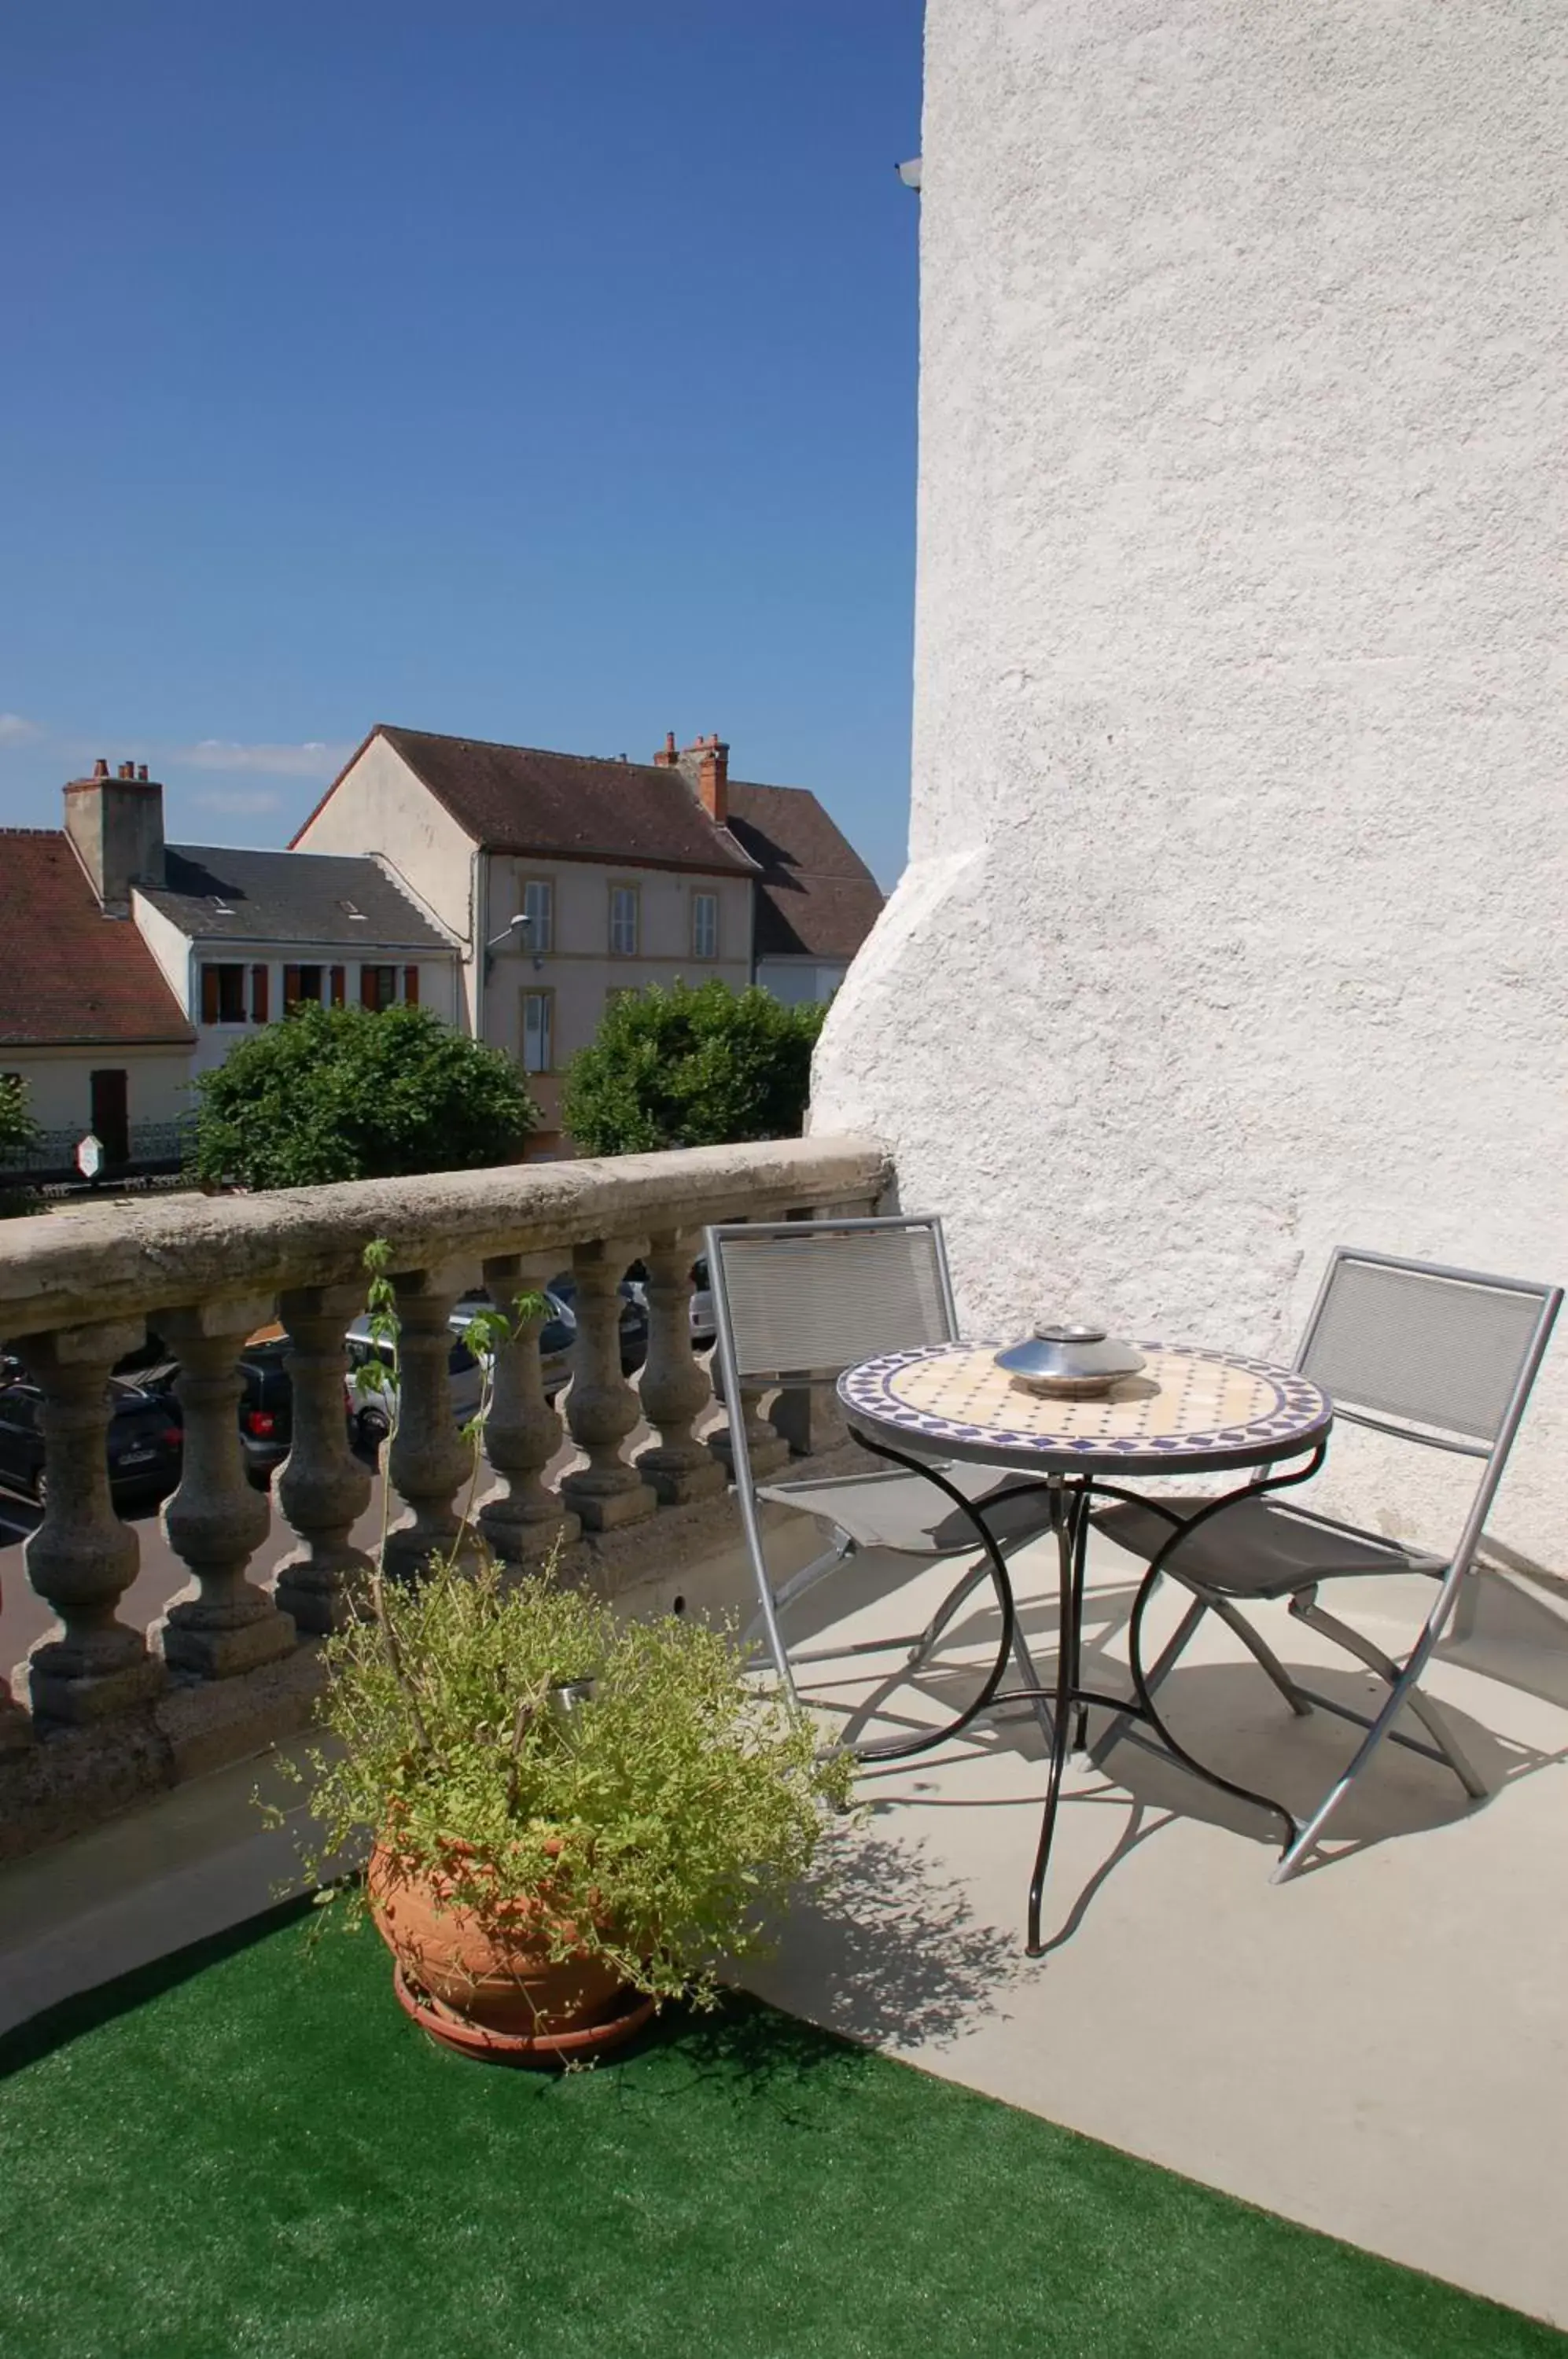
[132,840,461,1076]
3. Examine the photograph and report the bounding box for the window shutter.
[360,966,377,1010]
[330,966,346,1007]
[251,965,269,1023]
[283,964,300,1010]
[403,965,419,1006]
[201,966,220,1025]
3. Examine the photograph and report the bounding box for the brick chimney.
[64,756,166,915]
[656,731,729,825]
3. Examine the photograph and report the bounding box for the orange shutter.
[329,966,346,1007]
[251,965,269,1022]
[360,966,377,1010]
[283,964,301,1010]
[403,965,418,1006]
[201,966,220,1024]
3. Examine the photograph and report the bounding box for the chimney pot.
[137,764,148,782]
[696,738,729,826]
[64,761,165,914]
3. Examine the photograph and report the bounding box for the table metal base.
[851,1429,1320,1955]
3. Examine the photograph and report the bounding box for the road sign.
[75,1132,103,1180]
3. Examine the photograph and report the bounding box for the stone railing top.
[0,1135,890,1338]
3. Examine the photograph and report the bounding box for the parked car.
[235,1328,296,1488]
[120,1323,295,1492]
[453,1289,577,1398]
[344,1315,488,1455]
[624,1255,716,1349]
[0,1378,183,1506]
[548,1272,649,1375]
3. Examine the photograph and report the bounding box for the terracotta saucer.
[392,1963,657,2064]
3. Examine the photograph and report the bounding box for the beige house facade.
[294,727,760,1152]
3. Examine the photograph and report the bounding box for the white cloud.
[190,787,285,815]
[0,713,42,745]
[175,738,352,778]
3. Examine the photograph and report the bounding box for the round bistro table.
[837,1341,1334,1953]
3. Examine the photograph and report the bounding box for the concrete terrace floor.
[2,1521,1566,2329]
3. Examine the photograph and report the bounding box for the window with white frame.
[521,875,554,955]
[521,988,554,1075]
[609,883,639,957]
[691,889,719,961]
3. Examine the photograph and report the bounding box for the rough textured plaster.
[813,0,1567,1566]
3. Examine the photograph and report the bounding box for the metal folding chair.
[704,1213,1057,1760]
[1095,1247,1561,1878]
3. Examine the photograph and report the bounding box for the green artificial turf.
[2,1902,1561,2359]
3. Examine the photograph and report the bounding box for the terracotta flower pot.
[366,1839,627,2039]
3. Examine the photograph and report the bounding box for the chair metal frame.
[704,1213,1055,1761]
[1100,1246,1561,1879]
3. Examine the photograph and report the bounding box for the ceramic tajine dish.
[994,1323,1146,1400]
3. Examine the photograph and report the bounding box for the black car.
[121,1330,295,1489]
[548,1273,648,1375]
[0,1378,183,1505]
[236,1336,296,1486]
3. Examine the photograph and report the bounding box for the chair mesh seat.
[760,1461,1055,1558]
[1095,1496,1434,1599]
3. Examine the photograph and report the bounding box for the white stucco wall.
[293,740,480,1025]
[812,0,1568,1567]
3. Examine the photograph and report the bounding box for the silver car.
[344,1294,576,1453]
[626,1256,716,1349]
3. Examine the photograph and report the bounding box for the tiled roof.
[0,832,194,1048]
[324,726,760,876]
[139,845,455,950]
[726,782,885,963]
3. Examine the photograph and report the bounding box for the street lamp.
[484,911,541,976]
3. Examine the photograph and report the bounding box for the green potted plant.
[283,1243,851,2062]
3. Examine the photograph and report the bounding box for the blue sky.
[0,3,923,885]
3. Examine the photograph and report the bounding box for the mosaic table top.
[838,1343,1332,1478]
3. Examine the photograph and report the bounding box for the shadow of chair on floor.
[790,1558,1568,1959]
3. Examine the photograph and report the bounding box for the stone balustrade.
[0,1136,889,1856]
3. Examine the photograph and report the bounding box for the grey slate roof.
[139,847,455,951]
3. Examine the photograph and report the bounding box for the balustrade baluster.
[15,1319,164,1724]
[635,1231,725,1504]
[0,1687,31,1754]
[384,1264,475,1581]
[477,1253,580,1563]
[155,1300,296,1676]
[709,1373,792,1481]
[560,1238,657,1531]
[273,1283,374,1632]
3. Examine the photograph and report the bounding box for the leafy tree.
[0,1073,38,1165]
[190,1003,539,1190]
[562,978,827,1155]
[0,1073,41,1216]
